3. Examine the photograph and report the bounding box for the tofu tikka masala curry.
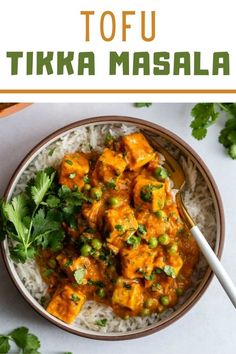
[39,132,199,324]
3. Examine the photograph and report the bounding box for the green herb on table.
[134,103,152,108]
[0,327,41,354]
[190,103,236,159]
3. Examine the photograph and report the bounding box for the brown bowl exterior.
[1,116,225,340]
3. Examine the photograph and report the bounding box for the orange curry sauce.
[37,132,199,324]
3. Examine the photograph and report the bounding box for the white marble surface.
[0,103,235,354]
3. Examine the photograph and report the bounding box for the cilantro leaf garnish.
[95,319,107,327]
[45,195,60,208]
[31,171,55,207]
[115,224,124,232]
[106,179,117,190]
[74,267,86,285]
[163,265,176,278]
[71,294,80,302]
[83,175,90,184]
[48,147,56,157]
[127,235,141,248]
[137,224,147,236]
[87,279,105,288]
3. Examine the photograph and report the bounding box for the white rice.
[11,124,216,333]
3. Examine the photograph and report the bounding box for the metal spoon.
[148,137,236,308]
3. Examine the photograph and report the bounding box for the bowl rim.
[1,115,225,340]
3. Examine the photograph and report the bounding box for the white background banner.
[0,0,235,100]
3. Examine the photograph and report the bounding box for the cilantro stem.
[217,103,229,113]
[28,229,54,246]
[26,206,37,249]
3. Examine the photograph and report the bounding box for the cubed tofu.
[147,153,161,172]
[166,205,184,236]
[136,210,168,240]
[59,152,89,190]
[47,284,86,324]
[92,148,127,184]
[105,205,138,253]
[57,255,101,283]
[178,236,199,278]
[82,200,104,228]
[121,244,157,279]
[122,133,155,170]
[166,254,183,277]
[112,277,143,311]
[133,176,166,212]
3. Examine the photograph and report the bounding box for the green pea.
[148,237,158,249]
[140,308,151,317]
[84,183,91,191]
[158,234,170,245]
[96,288,106,298]
[155,210,166,219]
[91,238,102,250]
[108,197,120,207]
[160,295,169,306]
[91,187,102,200]
[176,288,184,296]
[168,243,178,255]
[80,244,92,257]
[154,167,168,181]
[144,298,155,309]
[123,315,130,320]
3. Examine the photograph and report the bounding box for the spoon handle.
[191,225,236,308]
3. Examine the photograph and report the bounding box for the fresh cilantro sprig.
[190,103,236,159]
[0,327,73,354]
[0,169,64,263]
[0,327,41,354]
[0,167,93,263]
[190,103,220,140]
